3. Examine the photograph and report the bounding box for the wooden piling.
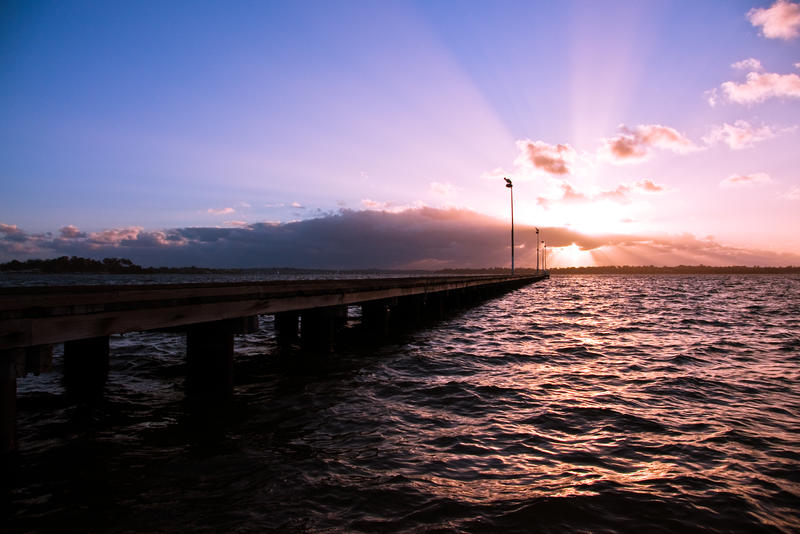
[1,352,16,453]
[275,311,299,345]
[63,336,110,400]
[185,321,235,397]
[301,306,346,352]
[361,301,390,336]
[393,295,424,328]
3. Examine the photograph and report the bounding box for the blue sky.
[1,1,799,267]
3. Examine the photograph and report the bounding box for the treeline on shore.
[1,256,798,275]
[0,256,423,275]
[0,256,223,274]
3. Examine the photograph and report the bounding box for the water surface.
[5,274,800,532]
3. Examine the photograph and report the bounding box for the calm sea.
[3,274,799,533]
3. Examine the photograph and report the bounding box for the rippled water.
[5,275,800,532]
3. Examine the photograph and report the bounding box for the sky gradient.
[1,0,799,268]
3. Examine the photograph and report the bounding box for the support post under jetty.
[0,273,547,452]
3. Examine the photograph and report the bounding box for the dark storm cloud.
[2,208,798,268]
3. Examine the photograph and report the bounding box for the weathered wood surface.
[0,275,545,350]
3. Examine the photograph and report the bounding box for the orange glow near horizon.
[547,244,596,268]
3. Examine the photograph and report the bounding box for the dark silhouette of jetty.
[0,273,548,452]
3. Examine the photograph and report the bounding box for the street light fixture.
[503,177,514,275]
[536,227,540,273]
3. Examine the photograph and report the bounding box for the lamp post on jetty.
[504,177,514,275]
[543,241,546,271]
[536,227,540,272]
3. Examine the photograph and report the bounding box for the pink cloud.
[0,223,24,236]
[601,124,698,163]
[635,179,666,193]
[732,58,763,71]
[538,179,667,207]
[2,209,799,267]
[429,181,459,196]
[705,88,720,107]
[361,198,423,213]
[719,173,772,188]
[748,0,800,40]
[207,207,235,215]
[579,233,800,268]
[720,71,800,104]
[702,120,777,149]
[517,140,577,175]
[59,225,86,238]
[605,132,647,160]
[87,227,143,246]
[784,186,800,200]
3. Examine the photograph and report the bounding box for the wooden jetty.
[0,273,548,452]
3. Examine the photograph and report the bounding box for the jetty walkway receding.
[0,273,548,452]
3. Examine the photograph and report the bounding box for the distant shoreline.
[441,266,800,275]
[1,256,799,276]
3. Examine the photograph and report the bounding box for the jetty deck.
[0,273,548,452]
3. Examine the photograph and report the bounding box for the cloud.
[516,140,578,175]
[86,227,144,246]
[719,70,800,104]
[702,120,777,149]
[0,223,24,238]
[600,124,699,163]
[634,179,666,193]
[719,172,773,188]
[429,181,459,196]
[264,202,305,209]
[538,182,590,206]
[1,208,798,268]
[59,225,87,238]
[732,58,763,71]
[784,186,800,199]
[748,0,800,40]
[705,88,720,107]
[361,198,423,213]
[537,179,667,207]
[207,207,235,215]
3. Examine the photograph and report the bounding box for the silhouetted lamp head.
[504,177,513,188]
